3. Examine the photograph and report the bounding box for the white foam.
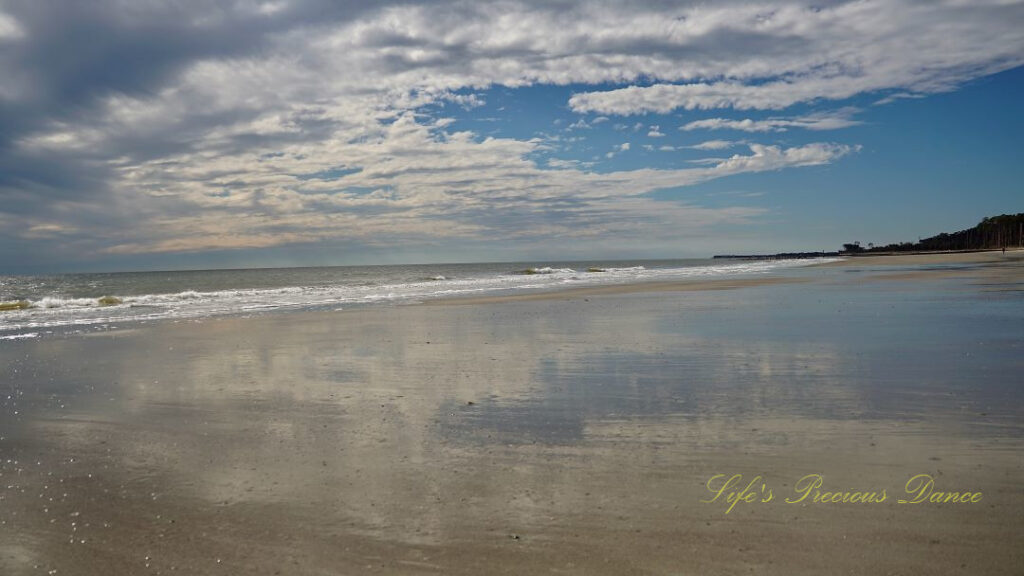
[35,296,97,309]
[0,332,38,340]
[0,259,838,336]
[520,266,576,275]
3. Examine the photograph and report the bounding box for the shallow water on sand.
[0,259,1021,575]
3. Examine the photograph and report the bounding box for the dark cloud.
[0,1,383,254]
[0,0,377,172]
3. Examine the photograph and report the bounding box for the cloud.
[605,142,631,158]
[0,11,25,40]
[53,132,854,257]
[681,109,861,132]
[0,0,1016,267]
[647,125,665,137]
[708,143,858,174]
[567,2,1024,115]
[689,140,736,150]
[440,92,486,109]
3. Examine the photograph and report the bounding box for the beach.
[1,251,1022,575]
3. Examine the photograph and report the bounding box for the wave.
[0,258,839,335]
[591,265,646,273]
[35,296,103,309]
[0,332,38,340]
[516,267,576,275]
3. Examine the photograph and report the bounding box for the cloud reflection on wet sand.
[1,269,1022,574]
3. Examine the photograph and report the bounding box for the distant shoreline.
[712,252,838,260]
[433,250,1023,306]
[843,247,1022,257]
[714,247,1021,260]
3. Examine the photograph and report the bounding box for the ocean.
[0,258,834,339]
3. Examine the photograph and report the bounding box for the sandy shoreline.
[425,249,1024,306]
[423,275,813,306]
[1,251,1022,575]
[823,248,1024,266]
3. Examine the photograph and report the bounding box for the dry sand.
[0,252,1021,575]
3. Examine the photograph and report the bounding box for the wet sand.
[827,250,1024,288]
[1,253,1022,575]
[425,276,813,305]
[431,250,1024,306]
[827,249,1022,266]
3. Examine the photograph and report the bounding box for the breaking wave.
[0,258,839,336]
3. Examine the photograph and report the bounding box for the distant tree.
[843,213,1023,254]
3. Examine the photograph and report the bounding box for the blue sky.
[0,0,1022,272]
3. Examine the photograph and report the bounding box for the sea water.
[0,258,836,338]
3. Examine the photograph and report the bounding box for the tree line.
[843,213,1024,254]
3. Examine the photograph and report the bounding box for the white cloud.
[681,110,861,132]
[689,140,736,150]
[647,125,665,137]
[567,1,1024,115]
[546,158,582,169]
[708,143,858,174]
[606,141,631,158]
[440,92,486,109]
[0,11,24,40]
[110,120,851,253]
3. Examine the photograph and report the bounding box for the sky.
[0,0,1022,273]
